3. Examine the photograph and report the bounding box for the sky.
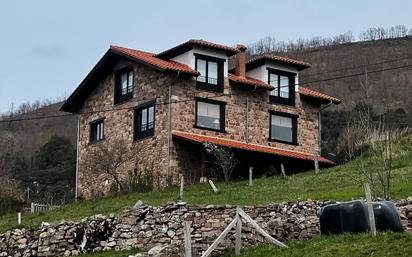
[0,0,411,113]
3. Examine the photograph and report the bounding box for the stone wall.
[1,200,411,257]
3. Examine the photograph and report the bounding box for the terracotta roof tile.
[110,45,199,76]
[299,86,341,104]
[156,39,240,59]
[228,74,273,90]
[172,130,334,164]
[246,54,311,71]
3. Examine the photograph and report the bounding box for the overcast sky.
[1,0,411,112]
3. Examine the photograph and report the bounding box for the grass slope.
[1,134,411,234]
[220,232,412,257]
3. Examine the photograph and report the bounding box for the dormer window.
[268,68,295,106]
[195,54,224,93]
[115,68,134,104]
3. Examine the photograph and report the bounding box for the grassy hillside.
[1,134,411,234]
[221,232,412,257]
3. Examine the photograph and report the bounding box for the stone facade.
[76,53,322,198]
[1,200,411,257]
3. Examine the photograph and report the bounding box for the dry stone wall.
[1,200,411,257]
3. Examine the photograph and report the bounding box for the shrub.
[0,178,23,215]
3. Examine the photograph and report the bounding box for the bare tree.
[203,143,238,185]
[83,138,138,194]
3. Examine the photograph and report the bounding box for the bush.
[0,178,23,215]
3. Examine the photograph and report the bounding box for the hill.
[292,37,412,114]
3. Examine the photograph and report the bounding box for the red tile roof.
[228,74,273,90]
[172,131,334,164]
[246,54,311,71]
[299,86,341,104]
[111,45,199,76]
[156,39,240,59]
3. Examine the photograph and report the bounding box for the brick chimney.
[235,44,247,77]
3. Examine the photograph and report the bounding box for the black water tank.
[319,200,403,235]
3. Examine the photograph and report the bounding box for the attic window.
[268,68,295,106]
[115,69,134,104]
[195,54,224,93]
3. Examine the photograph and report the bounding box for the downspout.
[75,115,80,202]
[167,70,180,186]
[318,100,333,155]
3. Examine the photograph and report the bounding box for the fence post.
[314,152,319,174]
[248,167,253,186]
[209,180,219,193]
[180,175,184,201]
[18,212,21,225]
[364,183,377,236]
[31,202,34,214]
[184,221,192,257]
[280,164,286,177]
[235,208,242,256]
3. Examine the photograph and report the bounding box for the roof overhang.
[156,39,240,59]
[172,130,334,164]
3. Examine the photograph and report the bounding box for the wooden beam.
[364,183,377,236]
[184,221,192,257]
[238,209,288,248]
[201,216,239,257]
[235,208,242,256]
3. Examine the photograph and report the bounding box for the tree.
[83,138,138,194]
[203,143,238,185]
[31,135,76,204]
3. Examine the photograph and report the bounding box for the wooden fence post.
[18,212,21,225]
[364,183,377,236]
[314,152,319,174]
[235,208,242,256]
[280,164,286,177]
[184,221,192,257]
[180,175,184,201]
[248,167,253,186]
[209,180,219,193]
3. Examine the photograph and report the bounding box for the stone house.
[61,39,341,198]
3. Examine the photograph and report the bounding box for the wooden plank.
[184,221,192,257]
[238,209,288,248]
[235,208,242,256]
[280,164,286,177]
[364,183,377,236]
[208,180,219,193]
[201,216,239,257]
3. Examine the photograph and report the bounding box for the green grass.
[1,134,411,234]
[220,232,412,257]
[79,249,139,257]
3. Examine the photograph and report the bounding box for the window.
[115,69,134,104]
[134,101,155,140]
[90,119,104,143]
[195,54,224,92]
[269,112,298,144]
[268,68,296,106]
[195,98,226,132]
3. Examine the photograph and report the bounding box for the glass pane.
[208,61,218,85]
[121,73,128,95]
[100,123,104,140]
[96,124,100,140]
[127,72,133,93]
[279,75,289,98]
[269,73,279,96]
[271,115,293,142]
[197,102,220,130]
[141,109,147,131]
[196,59,206,83]
[148,106,154,129]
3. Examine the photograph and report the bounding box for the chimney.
[235,44,247,77]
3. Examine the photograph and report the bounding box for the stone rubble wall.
[1,200,411,257]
